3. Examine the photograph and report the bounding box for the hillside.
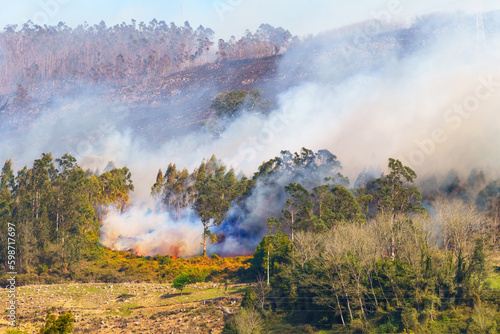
[1,9,500,334]
[1,13,481,142]
[0,282,247,333]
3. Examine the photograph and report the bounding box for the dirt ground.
[1,282,248,333]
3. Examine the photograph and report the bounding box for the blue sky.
[0,0,499,38]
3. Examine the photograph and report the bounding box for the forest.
[148,143,500,332]
[0,20,293,97]
[2,143,499,332]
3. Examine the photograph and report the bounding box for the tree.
[250,221,291,283]
[371,158,423,215]
[0,159,15,191]
[282,183,312,242]
[151,168,164,196]
[369,158,424,260]
[233,307,263,334]
[194,157,247,256]
[253,273,271,310]
[210,89,272,118]
[172,273,191,295]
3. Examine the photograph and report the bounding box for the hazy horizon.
[1,0,499,39]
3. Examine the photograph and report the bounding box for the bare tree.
[434,199,487,260]
[253,274,271,311]
[292,230,323,270]
[233,307,263,334]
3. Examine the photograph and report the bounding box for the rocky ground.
[1,282,249,333]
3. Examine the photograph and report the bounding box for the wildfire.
[168,244,182,259]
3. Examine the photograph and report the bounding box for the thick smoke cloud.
[101,206,203,257]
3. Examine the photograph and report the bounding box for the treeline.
[0,20,294,97]
[151,148,347,256]
[0,154,133,280]
[226,159,500,333]
[217,24,294,62]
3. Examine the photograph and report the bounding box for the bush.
[467,305,499,333]
[376,315,399,333]
[401,306,419,331]
[39,311,74,334]
[241,287,257,309]
[233,307,263,334]
[38,264,49,275]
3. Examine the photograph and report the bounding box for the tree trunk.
[202,224,207,257]
[335,293,345,326]
[367,269,378,307]
[267,243,270,285]
[339,275,353,321]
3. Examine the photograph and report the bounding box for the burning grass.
[3,248,251,286]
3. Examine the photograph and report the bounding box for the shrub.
[241,287,257,309]
[467,305,499,333]
[38,264,49,275]
[233,307,263,334]
[401,306,419,331]
[39,311,74,334]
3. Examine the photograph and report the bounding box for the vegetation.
[1,245,250,285]
[39,311,74,334]
[211,89,272,118]
[172,271,207,295]
[0,153,133,280]
[1,149,499,333]
[0,21,293,97]
[203,89,273,136]
[233,158,500,333]
[152,155,251,256]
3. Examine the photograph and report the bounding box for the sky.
[0,0,499,39]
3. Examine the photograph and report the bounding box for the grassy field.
[1,282,249,333]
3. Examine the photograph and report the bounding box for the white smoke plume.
[100,206,203,257]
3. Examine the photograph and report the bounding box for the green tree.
[1,159,15,191]
[194,157,248,256]
[282,183,312,241]
[369,158,424,260]
[172,273,192,295]
[371,158,423,215]
[211,89,271,118]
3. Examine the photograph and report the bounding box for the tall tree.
[282,183,312,242]
[193,157,247,256]
[369,158,424,260]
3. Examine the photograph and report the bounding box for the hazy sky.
[0,0,499,38]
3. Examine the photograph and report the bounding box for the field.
[1,282,249,333]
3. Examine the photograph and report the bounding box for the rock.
[221,306,231,315]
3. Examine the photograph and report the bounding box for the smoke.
[100,206,203,258]
[2,11,500,257]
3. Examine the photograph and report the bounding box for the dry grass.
[0,282,249,333]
